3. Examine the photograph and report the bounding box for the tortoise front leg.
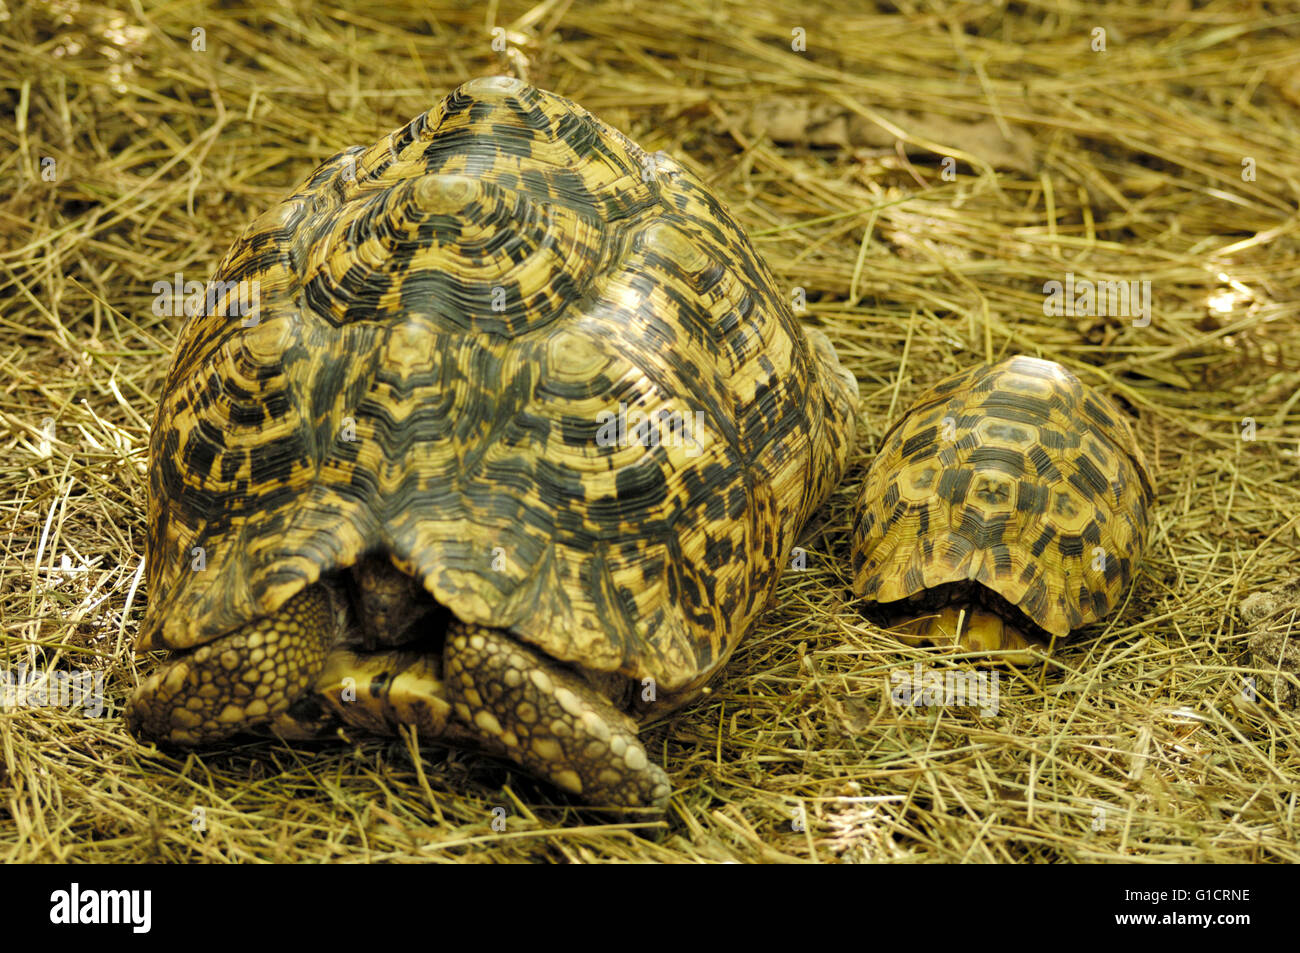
[126,586,341,744]
[443,624,671,811]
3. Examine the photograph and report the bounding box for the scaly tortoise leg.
[126,586,341,744]
[443,623,671,811]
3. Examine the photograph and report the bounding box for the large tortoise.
[852,356,1153,662]
[126,76,859,810]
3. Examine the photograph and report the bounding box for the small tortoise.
[851,356,1153,661]
[126,76,859,810]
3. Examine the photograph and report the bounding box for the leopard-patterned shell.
[142,76,859,696]
[852,356,1152,637]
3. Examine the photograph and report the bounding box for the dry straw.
[1,0,1297,862]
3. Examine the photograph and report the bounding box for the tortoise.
[851,355,1153,662]
[125,76,859,811]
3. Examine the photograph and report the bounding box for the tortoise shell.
[140,76,859,701]
[851,355,1153,640]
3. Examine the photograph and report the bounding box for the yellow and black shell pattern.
[141,76,859,699]
[851,356,1153,639]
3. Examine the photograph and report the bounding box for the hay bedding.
[1,0,1297,863]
